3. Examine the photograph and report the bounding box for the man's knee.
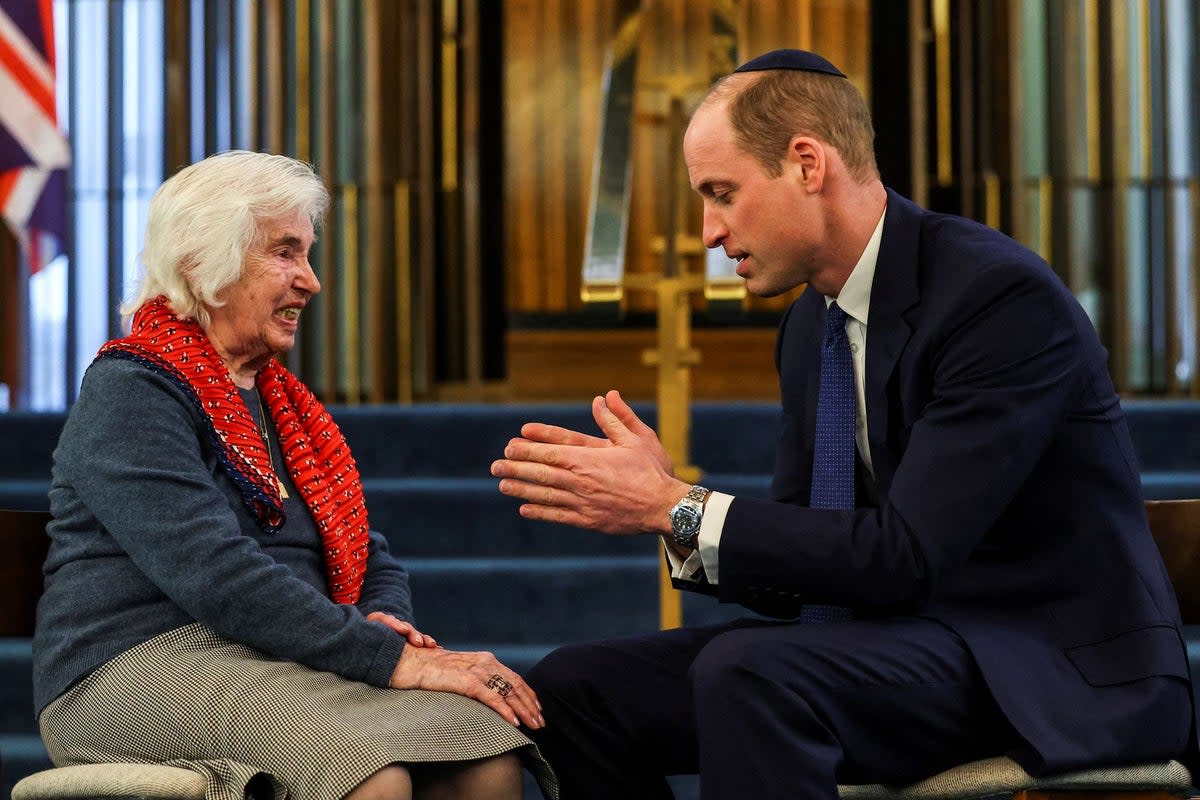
[526,641,607,700]
[690,629,775,706]
[688,626,826,708]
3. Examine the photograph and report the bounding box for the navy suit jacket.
[697,191,1192,772]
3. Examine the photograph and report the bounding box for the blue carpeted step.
[1141,472,1200,500]
[0,401,781,487]
[369,479,655,559]
[443,643,558,676]
[1,734,53,799]
[336,404,602,479]
[256,400,1200,478]
[367,474,771,559]
[696,474,773,496]
[1125,400,1200,471]
[407,556,662,643]
[3,400,1199,479]
[16,464,1200,529]
[0,480,50,512]
[336,402,784,478]
[358,466,1200,564]
[0,412,63,481]
[405,552,753,644]
[0,640,36,735]
[14,463,1199,565]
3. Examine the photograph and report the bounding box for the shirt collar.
[826,207,886,326]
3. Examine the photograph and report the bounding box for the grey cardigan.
[33,357,411,713]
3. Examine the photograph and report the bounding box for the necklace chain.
[256,390,290,500]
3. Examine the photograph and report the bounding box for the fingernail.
[505,445,513,457]
[538,715,545,727]
[536,700,542,711]
[513,717,521,726]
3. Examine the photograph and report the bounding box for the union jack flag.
[0,0,68,273]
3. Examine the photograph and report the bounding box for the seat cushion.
[11,763,207,800]
[838,757,1193,800]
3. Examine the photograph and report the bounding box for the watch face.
[672,506,702,535]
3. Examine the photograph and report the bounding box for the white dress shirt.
[667,209,887,584]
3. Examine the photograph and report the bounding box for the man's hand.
[390,645,543,729]
[491,389,691,535]
[366,612,438,649]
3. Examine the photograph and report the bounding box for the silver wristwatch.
[668,485,711,549]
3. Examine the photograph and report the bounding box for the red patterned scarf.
[96,297,368,604]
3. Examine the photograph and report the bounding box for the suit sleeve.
[717,264,1085,616]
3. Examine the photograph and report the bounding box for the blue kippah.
[733,49,846,78]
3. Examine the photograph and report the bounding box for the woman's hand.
[366,612,438,649]
[390,645,543,730]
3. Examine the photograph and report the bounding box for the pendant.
[277,479,290,500]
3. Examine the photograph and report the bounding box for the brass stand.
[625,273,703,630]
[625,75,708,630]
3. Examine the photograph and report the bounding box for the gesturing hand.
[517,390,675,476]
[366,612,438,649]
[491,389,690,535]
[390,645,543,729]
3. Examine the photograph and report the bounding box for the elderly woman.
[33,151,555,800]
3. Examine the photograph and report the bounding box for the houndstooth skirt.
[39,623,558,800]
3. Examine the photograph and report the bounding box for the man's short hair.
[712,70,879,182]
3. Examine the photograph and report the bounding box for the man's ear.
[786,135,824,192]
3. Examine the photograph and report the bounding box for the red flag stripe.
[0,3,66,273]
[0,36,54,120]
[0,5,55,87]
[0,170,16,206]
[37,0,54,72]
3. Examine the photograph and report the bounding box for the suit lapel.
[864,190,922,497]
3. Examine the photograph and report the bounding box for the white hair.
[124,150,330,326]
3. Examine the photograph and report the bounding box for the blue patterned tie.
[802,301,855,623]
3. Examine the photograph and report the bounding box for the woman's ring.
[486,674,514,697]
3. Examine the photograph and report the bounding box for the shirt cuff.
[696,491,732,584]
[663,538,699,579]
[663,490,733,585]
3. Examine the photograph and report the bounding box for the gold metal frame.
[909,0,929,207]
[1109,0,1131,389]
[395,181,413,403]
[933,0,952,186]
[342,184,361,404]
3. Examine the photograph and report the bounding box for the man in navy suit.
[490,50,1192,799]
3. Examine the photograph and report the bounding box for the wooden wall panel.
[503,0,871,316]
[506,328,781,401]
[505,0,544,312]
